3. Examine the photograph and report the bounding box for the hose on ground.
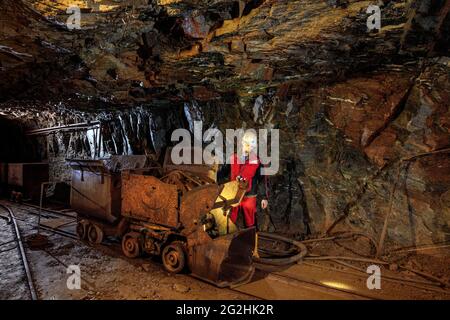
[253,232,308,266]
[301,231,379,256]
[253,231,449,288]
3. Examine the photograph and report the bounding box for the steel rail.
[38,225,79,240]
[20,202,76,219]
[0,203,38,300]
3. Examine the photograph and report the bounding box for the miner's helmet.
[242,130,258,152]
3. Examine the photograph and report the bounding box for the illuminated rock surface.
[0,0,449,248]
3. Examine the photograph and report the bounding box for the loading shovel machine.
[68,154,256,287]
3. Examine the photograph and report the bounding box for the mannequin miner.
[217,130,269,228]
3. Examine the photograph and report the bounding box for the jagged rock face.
[0,103,185,182]
[0,0,449,248]
[3,0,448,103]
[0,1,82,100]
[262,60,450,247]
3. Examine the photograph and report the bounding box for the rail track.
[3,200,445,300]
[0,203,38,300]
[7,201,374,300]
[1,200,374,300]
[13,202,80,240]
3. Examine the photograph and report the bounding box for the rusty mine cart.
[68,153,256,287]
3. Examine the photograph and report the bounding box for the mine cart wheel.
[162,242,186,274]
[87,224,104,244]
[76,220,89,240]
[121,232,141,258]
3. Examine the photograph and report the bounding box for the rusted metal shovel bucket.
[187,227,256,288]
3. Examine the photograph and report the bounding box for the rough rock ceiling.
[1,0,449,104]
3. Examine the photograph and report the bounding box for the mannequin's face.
[242,140,256,156]
[243,141,252,155]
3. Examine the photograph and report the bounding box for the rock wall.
[0,102,185,182]
[0,0,449,250]
[186,57,449,249]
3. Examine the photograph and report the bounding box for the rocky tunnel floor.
[1,200,449,300]
[0,217,30,299]
[0,202,255,300]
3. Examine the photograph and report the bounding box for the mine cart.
[68,154,256,287]
[7,162,49,201]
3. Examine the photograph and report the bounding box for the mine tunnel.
[0,0,449,302]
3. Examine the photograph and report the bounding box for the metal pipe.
[37,181,55,234]
[388,243,450,254]
[97,124,102,158]
[26,121,100,136]
[304,255,389,265]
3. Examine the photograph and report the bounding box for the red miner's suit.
[218,153,269,228]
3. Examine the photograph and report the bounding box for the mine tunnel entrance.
[0,116,50,202]
[0,103,190,208]
[0,116,45,163]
